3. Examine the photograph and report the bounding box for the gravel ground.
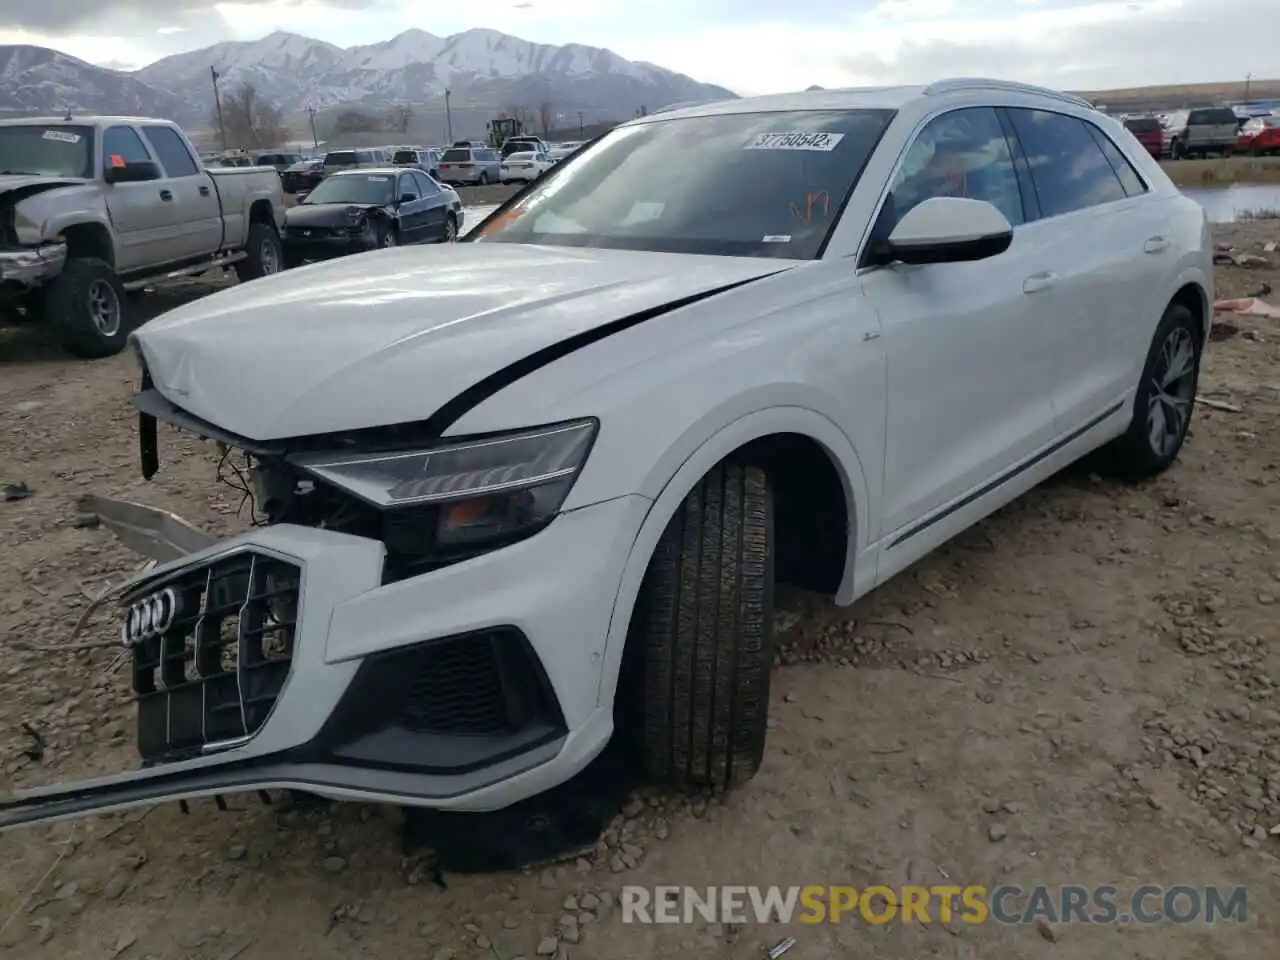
[1,223,1279,960]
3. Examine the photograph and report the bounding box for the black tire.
[234,223,283,282]
[627,462,775,789]
[479,171,491,185]
[1171,139,1186,160]
[1103,303,1202,480]
[441,213,458,243]
[46,257,129,358]
[376,222,398,248]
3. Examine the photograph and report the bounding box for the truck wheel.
[1171,139,1186,160]
[235,223,282,282]
[627,462,775,790]
[47,257,129,358]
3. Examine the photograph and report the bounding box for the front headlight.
[290,419,596,548]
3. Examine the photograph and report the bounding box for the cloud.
[0,0,1275,98]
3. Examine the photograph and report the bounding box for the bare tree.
[214,82,290,150]
[537,101,554,136]
[387,104,413,135]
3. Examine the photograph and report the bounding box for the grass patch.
[1161,156,1280,188]
[1237,206,1280,220]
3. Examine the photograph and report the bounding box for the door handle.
[1022,271,1058,294]
[159,189,173,201]
[198,185,210,196]
[1144,236,1170,254]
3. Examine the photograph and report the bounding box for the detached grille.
[128,551,300,762]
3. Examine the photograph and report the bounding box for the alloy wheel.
[1146,326,1196,456]
[87,279,121,337]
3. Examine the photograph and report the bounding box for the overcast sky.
[0,0,1274,95]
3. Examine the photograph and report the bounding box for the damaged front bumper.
[0,241,66,290]
[0,494,644,832]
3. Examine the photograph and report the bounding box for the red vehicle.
[1123,117,1165,158]
[1236,116,1280,156]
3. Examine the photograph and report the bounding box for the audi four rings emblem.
[120,588,181,647]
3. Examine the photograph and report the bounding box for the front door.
[101,125,177,272]
[859,106,1059,565]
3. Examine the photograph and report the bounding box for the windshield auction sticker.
[42,129,82,143]
[745,131,845,151]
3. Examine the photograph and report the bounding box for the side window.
[141,126,200,177]
[881,107,1025,234]
[102,126,151,169]
[1084,124,1147,198]
[1006,109,1127,218]
[411,171,439,196]
[398,174,421,201]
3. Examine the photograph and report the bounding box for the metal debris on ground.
[2,482,32,502]
[1213,297,1280,319]
[767,936,797,959]
[1196,396,1243,413]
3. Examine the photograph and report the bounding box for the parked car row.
[1121,106,1280,160]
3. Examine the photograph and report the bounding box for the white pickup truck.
[0,116,286,357]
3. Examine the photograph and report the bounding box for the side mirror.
[104,160,162,184]
[399,193,416,204]
[884,196,1013,266]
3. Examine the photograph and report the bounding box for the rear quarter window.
[1124,118,1162,134]
[1189,108,1238,125]
[325,151,356,164]
[441,149,471,162]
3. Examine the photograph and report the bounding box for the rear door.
[100,125,176,271]
[140,124,223,258]
[1001,107,1167,433]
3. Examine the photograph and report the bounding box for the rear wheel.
[234,223,282,282]
[624,463,775,790]
[1103,303,1202,480]
[441,214,458,243]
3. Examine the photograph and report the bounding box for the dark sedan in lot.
[280,167,463,266]
[281,157,325,196]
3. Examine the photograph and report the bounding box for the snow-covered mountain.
[134,28,735,119]
[0,45,190,119]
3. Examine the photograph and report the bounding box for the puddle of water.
[1181,184,1280,222]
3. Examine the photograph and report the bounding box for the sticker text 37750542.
[745,132,845,152]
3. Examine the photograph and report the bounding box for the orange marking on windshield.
[789,190,830,225]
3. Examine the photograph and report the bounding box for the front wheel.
[376,222,398,248]
[1103,303,1202,480]
[235,223,283,281]
[625,462,775,790]
[46,257,129,358]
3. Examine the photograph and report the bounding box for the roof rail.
[923,78,1093,109]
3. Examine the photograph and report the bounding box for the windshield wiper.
[0,170,41,175]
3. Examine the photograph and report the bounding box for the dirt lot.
[1,223,1279,960]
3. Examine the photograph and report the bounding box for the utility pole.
[211,65,227,151]
[577,110,584,134]
[307,105,319,150]
[445,88,453,143]
[1244,72,1252,107]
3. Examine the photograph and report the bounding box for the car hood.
[132,242,791,441]
[285,203,383,228]
[0,174,90,199]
